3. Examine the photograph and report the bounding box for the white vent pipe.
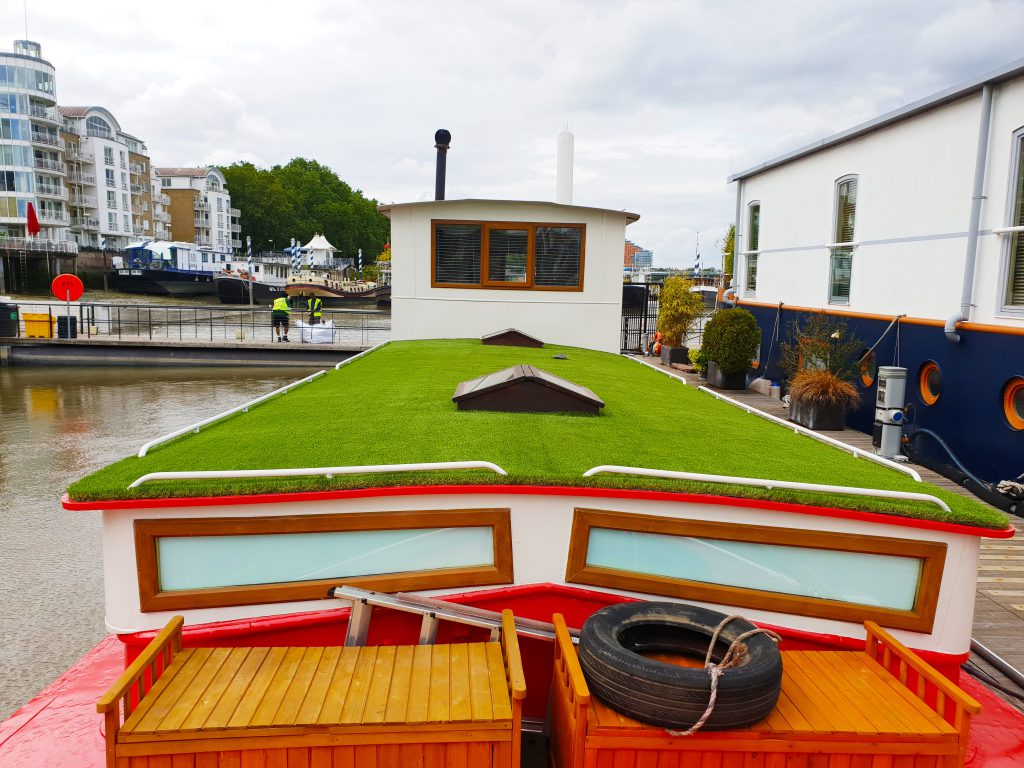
[556,130,574,204]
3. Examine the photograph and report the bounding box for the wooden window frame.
[134,508,514,613]
[565,508,946,633]
[431,219,586,292]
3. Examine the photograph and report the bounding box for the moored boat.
[214,258,288,304]
[109,240,233,297]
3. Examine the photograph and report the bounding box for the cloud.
[8,0,1023,267]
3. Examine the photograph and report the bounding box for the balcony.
[29,105,59,123]
[194,236,212,246]
[130,163,147,175]
[132,204,143,215]
[36,184,68,200]
[229,223,241,233]
[121,182,128,191]
[70,216,100,230]
[30,131,64,149]
[154,226,170,239]
[230,238,242,249]
[0,237,78,254]
[131,184,145,195]
[86,126,113,140]
[120,160,127,170]
[66,145,94,163]
[68,195,97,207]
[132,225,144,235]
[155,193,170,205]
[194,217,210,228]
[38,209,70,224]
[154,211,171,223]
[193,199,209,211]
[228,207,241,217]
[34,158,67,174]
[107,222,119,232]
[68,171,96,185]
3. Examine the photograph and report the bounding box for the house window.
[161,178,170,187]
[105,169,115,188]
[103,146,113,166]
[107,212,116,229]
[746,202,760,294]
[133,509,513,612]
[106,191,116,208]
[1002,129,1024,309]
[830,176,858,304]
[432,220,585,291]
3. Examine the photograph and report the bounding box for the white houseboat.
[110,239,233,296]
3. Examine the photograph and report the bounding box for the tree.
[220,159,390,264]
[721,224,735,277]
[656,276,705,347]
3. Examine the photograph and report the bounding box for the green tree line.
[220,158,389,261]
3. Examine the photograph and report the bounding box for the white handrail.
[335,339,389,370]
[128,460,508,489]
[697,386,922,481]
[993,225,1024,235]
[582,465,950,513]
[137,369,328,457]
[624,354,688,384]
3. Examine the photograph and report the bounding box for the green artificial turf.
[68,340,1008,529]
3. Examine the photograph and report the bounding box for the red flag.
[26,202,41,236]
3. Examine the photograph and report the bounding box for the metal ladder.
[329,586,579,647]
[18,251,28,293]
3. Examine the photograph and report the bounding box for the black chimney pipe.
[434,129,451,201]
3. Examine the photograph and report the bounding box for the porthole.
[859,350,877,387]
[1004,378,1024,430]
[919,361,942,406]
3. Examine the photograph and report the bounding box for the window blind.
[1006,142,1024,306]
[534,226,581,287]
[748,204,760,251]
[487,228,528,283]
[435,223,482,284]
[835,178,857,243]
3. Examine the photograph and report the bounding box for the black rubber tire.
[578,602,783,731]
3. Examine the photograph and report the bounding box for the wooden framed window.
[432,219,585,291]
[565,508,946,633]
[134,508,513,612]
[829,176,858,304]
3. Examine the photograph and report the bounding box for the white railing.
[68,196,97,207]
[194,217,209,227]
[137,369,329,457]
[582,465,950,512]
[30,131,64,149]
[194,200,209,210]
[35,184,68,199]
[624,354,688,384]
[38,210,69,224]
[156,193,170,205]
[697,386,922,481]
[228,207,241,216]
[335,340,390,370]
[131,184,145,194]
[68,171,95,185]
[993,225,1024,235]
[0,237,78,253]
[85,126,113,140]
[29,105,58,122]
[128,460,509,489]
[33,158,66,174]
[70,217,99,229]
[229,224,241,233]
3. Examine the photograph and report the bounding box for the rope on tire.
[665,614,782,737]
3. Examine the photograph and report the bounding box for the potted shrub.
[688,347,708,379]
[702,307,761,389]
[779,315,863,430]
[656,276,705,365]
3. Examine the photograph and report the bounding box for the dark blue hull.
[742,303,1024,484]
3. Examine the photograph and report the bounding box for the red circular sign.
[51,274,84,301]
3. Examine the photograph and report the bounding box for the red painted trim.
[62,486,1014,538]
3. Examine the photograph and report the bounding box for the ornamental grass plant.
[789,369,861,410]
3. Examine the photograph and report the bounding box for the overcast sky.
[8,0,1024,266]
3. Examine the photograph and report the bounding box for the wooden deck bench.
[97,612,527,768]
[550,615,981,768]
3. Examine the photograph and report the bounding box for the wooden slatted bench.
[550,615,982,768]
[97,612,527,768]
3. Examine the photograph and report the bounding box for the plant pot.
[660,345,689,366]
[707,360,747,390]
[789,399,847,431]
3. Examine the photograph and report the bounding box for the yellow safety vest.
[307,297,323,317]
[271,297,290,313]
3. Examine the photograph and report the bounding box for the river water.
[0,365,319,720]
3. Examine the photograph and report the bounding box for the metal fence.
[620,283,714,354]
[10,301,391,348]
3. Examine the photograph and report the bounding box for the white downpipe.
[582,465,949,513]
[128,460,508,489]
[137,370,328,457]
[624,354,687,384]
[335,340,389,370]
[696,385,922,481]
[947,83,994,343]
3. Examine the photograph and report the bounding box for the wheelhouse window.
[1002,129,1024,309]
[432,220,585,290]
[830,176,857,304]
[746,202,760,294]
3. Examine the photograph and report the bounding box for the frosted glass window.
[158,526,494,591]
[586,528,922,611]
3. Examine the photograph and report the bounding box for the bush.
[789,369,861,409]
[779,314,864,383]
[656,276,705,348]
[702,308,761,375]
[688,346,707,374]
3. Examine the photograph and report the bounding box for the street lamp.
[268,239,274,254]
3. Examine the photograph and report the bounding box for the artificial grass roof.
[68,339,1008,530]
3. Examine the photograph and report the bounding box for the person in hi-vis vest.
[307,295,324,325]
[271,295,291,342]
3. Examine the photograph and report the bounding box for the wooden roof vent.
[452,364,604,414]
[481,328,544,348]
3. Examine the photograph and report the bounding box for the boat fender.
[578,602,783,732]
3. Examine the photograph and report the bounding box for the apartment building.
[0,39,75,252]
[150,166,171,240]
[60,106,157,250]
[155,167,239,252]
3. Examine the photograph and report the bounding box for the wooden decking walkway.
[634,356,1024,710]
